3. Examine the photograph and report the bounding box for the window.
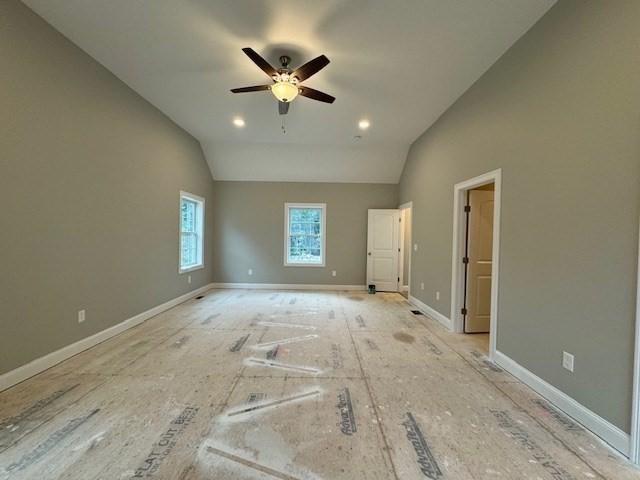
[284,203,326,267]
[179,191,205,273]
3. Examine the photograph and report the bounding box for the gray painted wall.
[399,0,640,431]
[0,1,215,375]
[211,181,398,286]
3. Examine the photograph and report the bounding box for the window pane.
[290,222,305,235]
[288,235,322,264]
[290,208,303,222]
[289,209,320,228]
[181,199,196,233]
[181,232,197,267]
[289,222,316,235]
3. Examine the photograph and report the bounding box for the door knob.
[368,252,372,256]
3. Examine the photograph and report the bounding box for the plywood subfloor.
[1,289,638,479]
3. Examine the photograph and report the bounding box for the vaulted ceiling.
[23,0,555,183]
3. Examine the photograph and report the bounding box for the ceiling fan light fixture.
[271,81,299,103]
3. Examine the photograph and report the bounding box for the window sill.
[284,262,325,268]
[179,264,204,274]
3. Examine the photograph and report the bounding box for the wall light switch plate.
[420,282,425,290]
[78,309,85,323]
[248,269,253,276]
[331,270,337,277]
[562,351,574,372]
[414,244,418,252]
[436,291,440,300]
[187,275,191,284]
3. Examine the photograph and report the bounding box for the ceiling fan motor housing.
[279,55,291,68]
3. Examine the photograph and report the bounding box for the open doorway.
[398,202,413,298]
[451,169,502,360]
[461,184,494,353]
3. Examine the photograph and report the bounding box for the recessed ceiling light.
[233,117,245,127]
[358,119,370,130]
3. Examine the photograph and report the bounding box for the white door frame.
[630,221,640,464]
[450,169,502,361]
[398,210,405,291]
[398,201,413,294]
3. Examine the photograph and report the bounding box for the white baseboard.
[494,350,630,457]
[401,285,409,292]
[211,282,366,291]
[0,283,215,392]
[408,295,452,330]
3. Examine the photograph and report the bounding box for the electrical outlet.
[331,270,337,277]
[78,309,85,323]
[248,268,253,276]
[562,351,574,372]
[436,291,440,300]
[420,282,425,290]
[414,243,418,252]
[187,275,192,284]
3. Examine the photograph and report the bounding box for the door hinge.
[461,307,468,315]
[462,257,469,264]
[464,205,471,213]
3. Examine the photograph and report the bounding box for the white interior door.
[367,209,400,292]
[465,190,494,333]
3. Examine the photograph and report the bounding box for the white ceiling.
[23,0,555,183]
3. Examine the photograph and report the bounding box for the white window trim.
[284,202,326,267]
[179,191,205,274]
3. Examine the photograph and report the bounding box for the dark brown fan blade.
[278,101,290,115]
[292,55,330,82]
[299,86,335,104]
[230,85,271,93]
[242,48,277,78]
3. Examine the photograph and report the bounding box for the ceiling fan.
[231,48,335,115]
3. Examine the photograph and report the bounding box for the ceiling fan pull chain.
[281,116,287,135]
